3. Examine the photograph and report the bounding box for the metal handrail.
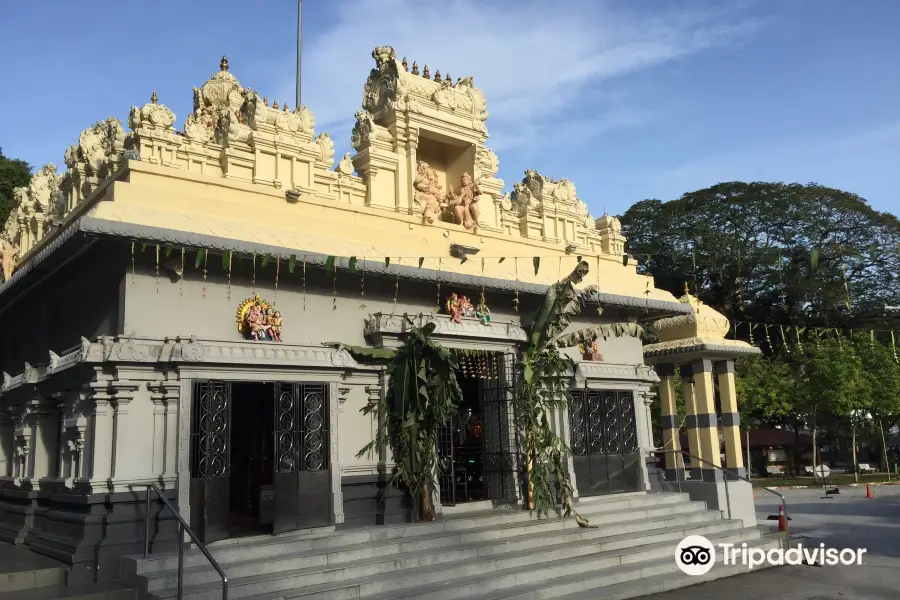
[658,449,790,543]
[144,484,228,600]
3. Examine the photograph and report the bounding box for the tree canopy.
[621,182,900,336]
[0,147,32,231]
[622,181,900,471]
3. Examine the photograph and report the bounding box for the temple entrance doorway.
[189,380,332,544]
[228,382,275,538]
[570,389,643,497]
[438,351,520,507]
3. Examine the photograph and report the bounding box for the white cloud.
[261,0,762,155]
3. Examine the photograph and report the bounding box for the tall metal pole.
[295,0,303,108]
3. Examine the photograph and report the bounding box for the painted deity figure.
[267,309,283,342]
[445,293,473,323]
[413,161,444,224]
[245,304,271,341]
[447,172,480,229]
[0,236,19,282]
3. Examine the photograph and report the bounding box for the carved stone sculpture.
[0,236,19,282]
[314,132,335,168]
[335,152,354,176]
[511,169,545,214]
[128,91,176,131]
[413,161,445,224]
[446,172,480,229]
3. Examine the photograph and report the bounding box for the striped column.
[656,364,685,480]
[680,364,703,479]
[691,359,722,482]
[715,360,745,479]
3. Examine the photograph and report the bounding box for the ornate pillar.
[680,364,703,478]
[715,360,745,478]
[691,359,722,481]
[28,397,59,482]
[110,383,139,482]
[656,364,685,479]
[72,391,90,486]
[162,382,180,483]
[88,382,114,490]
[11,405,29,482]
[329,382,344,525]
[150,391,167,478]
[56,396,71,483]
[0,409,12,478]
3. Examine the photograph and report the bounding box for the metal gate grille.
[437,413,457,507]
[482,353,521,502]
[571,389,640,496]
[190,380,231,479]
[300,384,328,472]
[275,383,329,474]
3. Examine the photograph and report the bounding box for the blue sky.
[1,0,898,218]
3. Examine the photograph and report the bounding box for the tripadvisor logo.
[675,535,868,575]
[675,535,716,576]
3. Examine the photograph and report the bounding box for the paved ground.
[648,484,900,599]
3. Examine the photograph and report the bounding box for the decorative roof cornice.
[0,216,692,319]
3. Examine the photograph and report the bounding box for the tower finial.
[402,57,409,71]
[220,56,229,71]
[411,61,419,75]
[150,90,158,104]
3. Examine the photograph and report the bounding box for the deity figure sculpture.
[245,304,271,341]
[413,160,445,224]
[447,172,480,229]
[236,295,282,342]
[445,293,473,323]
[0,236,19,282]
[267,309,283,342]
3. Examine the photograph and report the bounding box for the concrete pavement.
[645,484,900,599]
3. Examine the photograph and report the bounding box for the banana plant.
[324,318,461,522]
[520,260,644,524]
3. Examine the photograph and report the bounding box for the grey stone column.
[0,409,12,478]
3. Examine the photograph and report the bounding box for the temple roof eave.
[0,216,692,320]
[642,337,762,364]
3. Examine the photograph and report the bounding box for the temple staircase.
[121,492,782,600]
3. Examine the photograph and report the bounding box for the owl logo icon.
[675,535,716,576]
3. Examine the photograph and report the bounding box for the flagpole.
[295,0,303,108]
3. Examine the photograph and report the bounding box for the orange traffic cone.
[865,482,874,498]
[777,505,788,532]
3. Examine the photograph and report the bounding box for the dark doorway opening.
[229,382,275,538]
[452,374,486,503]
[190,379,333,544]
[438,351,520,507]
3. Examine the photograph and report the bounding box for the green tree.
[804,338,864,480]
[0,147,32,229]
[620,182,900,337]
[853,336,900,472]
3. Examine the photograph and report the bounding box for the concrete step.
[123,492,695,577]
[0,544,68,594]
[158,517,748,600]
[268,527,765,600]
[0,581,136,600]
[528,534,786,600]
[142,508,725,594]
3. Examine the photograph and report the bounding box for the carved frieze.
[0,338,366,398]
[363,312,527,345]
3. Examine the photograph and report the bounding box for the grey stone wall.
[0,242,123,373]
